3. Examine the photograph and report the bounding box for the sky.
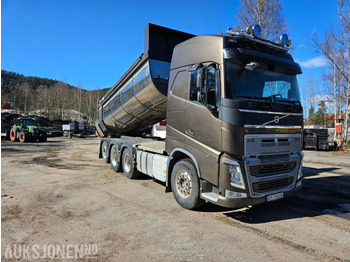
[1,0,339,93]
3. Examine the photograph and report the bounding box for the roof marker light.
[246,26,253,34]
[252,24,261,37]
[280,34,289,46]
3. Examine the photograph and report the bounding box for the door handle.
[185,129,194,136]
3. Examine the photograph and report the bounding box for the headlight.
[228,164,246,190]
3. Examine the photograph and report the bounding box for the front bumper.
[201,180,302,209]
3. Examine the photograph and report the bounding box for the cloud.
[299,56,328,68]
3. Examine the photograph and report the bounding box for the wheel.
[121,147,139,179]
[102,141,110,163]
[38,131,47,142]
[19,131,27,143]
[110,144,122,172]
[171,159,205,210]
[10,128,17,142]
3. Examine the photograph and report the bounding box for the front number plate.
[266,192,284,202]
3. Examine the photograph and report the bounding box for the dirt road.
[2,137,350,261]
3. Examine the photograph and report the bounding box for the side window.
[188,63,220,110]
[189,70,199,102]
[171,71,188,99]
[207,65,220,110]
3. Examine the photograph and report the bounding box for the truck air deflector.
[223,48,302,74]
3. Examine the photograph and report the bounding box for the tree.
[303,72,319,121]
[308,106,315,123]
[311,0,350,142]
[236,0,288,40]
[310,101,326,126]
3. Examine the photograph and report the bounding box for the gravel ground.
[1,137,350,261]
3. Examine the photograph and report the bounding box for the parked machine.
[62,122,85,138]
[10,117,47,143]
[303,127,329,150]
[96,23,304,209]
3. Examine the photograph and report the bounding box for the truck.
[96,23,304,210]
[10,117,47,143]
[62,121,85,138]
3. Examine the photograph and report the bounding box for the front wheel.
[171,159,205,210]
[38,132,47,142]
[121,147,139,179]
[19,131,27,143]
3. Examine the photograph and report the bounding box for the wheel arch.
[166,148,201,191]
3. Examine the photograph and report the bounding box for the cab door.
[184,64,222,185]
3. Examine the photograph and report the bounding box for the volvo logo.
[262,114,290,125]
[274,116,280,123]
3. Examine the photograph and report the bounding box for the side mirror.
[196,67,205,89]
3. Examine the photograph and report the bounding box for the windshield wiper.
[235,96,273,108]
[272,98,301,106]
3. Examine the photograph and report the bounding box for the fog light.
[225,190,247,199]
[229,165,246,190]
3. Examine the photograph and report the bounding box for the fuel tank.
[96,23,194,137]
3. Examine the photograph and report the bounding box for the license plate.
[266,192,284,202]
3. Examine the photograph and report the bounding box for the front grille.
[252,177,294,193]
[249,161,296,176]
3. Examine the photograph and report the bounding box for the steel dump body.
[96,24,194,137]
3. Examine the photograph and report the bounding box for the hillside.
[1,70,109,123]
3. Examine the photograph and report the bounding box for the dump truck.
[96,23,304,210]
[10,117,47,143]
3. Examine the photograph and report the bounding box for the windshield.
[225,59,300,103]
[22,120,35,127]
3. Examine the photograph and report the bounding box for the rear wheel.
[10,128,17,142]
[102,141,110,163]
[38,131,47,142]
[122,147,139,179]
[110,144,122,172]
[171,158,205,210]
[19,131,27,143]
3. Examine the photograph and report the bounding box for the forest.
[1,70,109,124]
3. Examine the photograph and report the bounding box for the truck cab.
[166,28,303,208]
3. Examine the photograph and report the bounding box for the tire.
[102,141,110,163]
[171,159,205,210]
[10,128,17,142]
[38,132,47,142]
[121,147,139,179]
[110,144,122,172]
[19,131,27,143]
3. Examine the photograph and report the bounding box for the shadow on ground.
[198,166,350,224]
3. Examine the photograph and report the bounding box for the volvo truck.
[96,23,304,210]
